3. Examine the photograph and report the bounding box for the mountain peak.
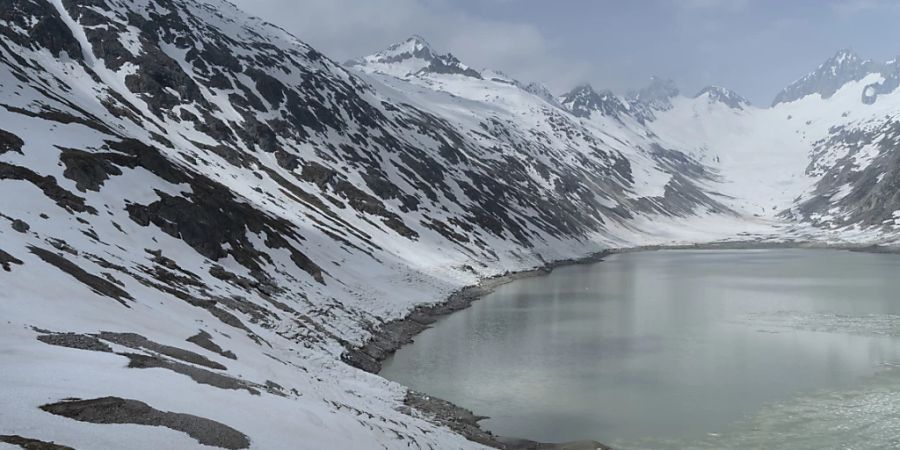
[817,48,868,78]
[560,83,626,118]
[831,48,861,64]
[406,34,431,46]
[695,86,750,109]
[629,76,679,111]
[522,82,561,106]
[772,48,877,106]
[390,35,434,55]
[346,36,482,79]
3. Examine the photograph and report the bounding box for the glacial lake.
[380,249,900,449]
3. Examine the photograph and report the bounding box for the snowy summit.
[346,35,482,79]
[694,86,751,109]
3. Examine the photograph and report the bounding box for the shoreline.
[340,239,899,449]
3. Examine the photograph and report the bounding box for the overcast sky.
[231,0,900,105]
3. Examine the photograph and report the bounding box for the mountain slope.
[4,2,900,450]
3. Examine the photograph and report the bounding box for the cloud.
[830,0,900,15]
[230,0,587,91]
[672,0,750,11]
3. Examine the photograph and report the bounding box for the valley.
[2,1,900,449]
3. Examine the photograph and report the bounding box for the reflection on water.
[379,249,900,448]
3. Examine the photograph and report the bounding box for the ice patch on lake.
[617,364,900,450]
[738,310,900,337]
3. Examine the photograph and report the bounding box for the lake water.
[380,249,900,449]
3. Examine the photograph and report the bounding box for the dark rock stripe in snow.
[187,331,237,360]
[36,332,113,353]
[96,332,226,371]
[0,248,23,271]
[0,129,24,155]
[0,434,75,450]
[27,246,132,305]
[34,331,266,395]
[0,163,96,215]
[40,397,251,450]
[122,353,260,395]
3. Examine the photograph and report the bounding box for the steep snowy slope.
[349,38,745,233]
[0,2,755,450]
[5,1,900,448]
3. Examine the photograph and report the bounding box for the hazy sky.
[232,0,900,105]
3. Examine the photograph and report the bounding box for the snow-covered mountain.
[3,2,900,450]
[772,48,900,106]
[694,86,750,109]
[346,35,482,79]
[773,49,876,105]
[628,76,680,113]
[559,84,629,119]
[646,52,900,230]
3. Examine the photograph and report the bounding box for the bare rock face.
[0,129,24,155]
[0,0,83,59]
[0,249,23,272]
[10,219,29,233]
[560,84,629,119]
[59,149,123,192]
